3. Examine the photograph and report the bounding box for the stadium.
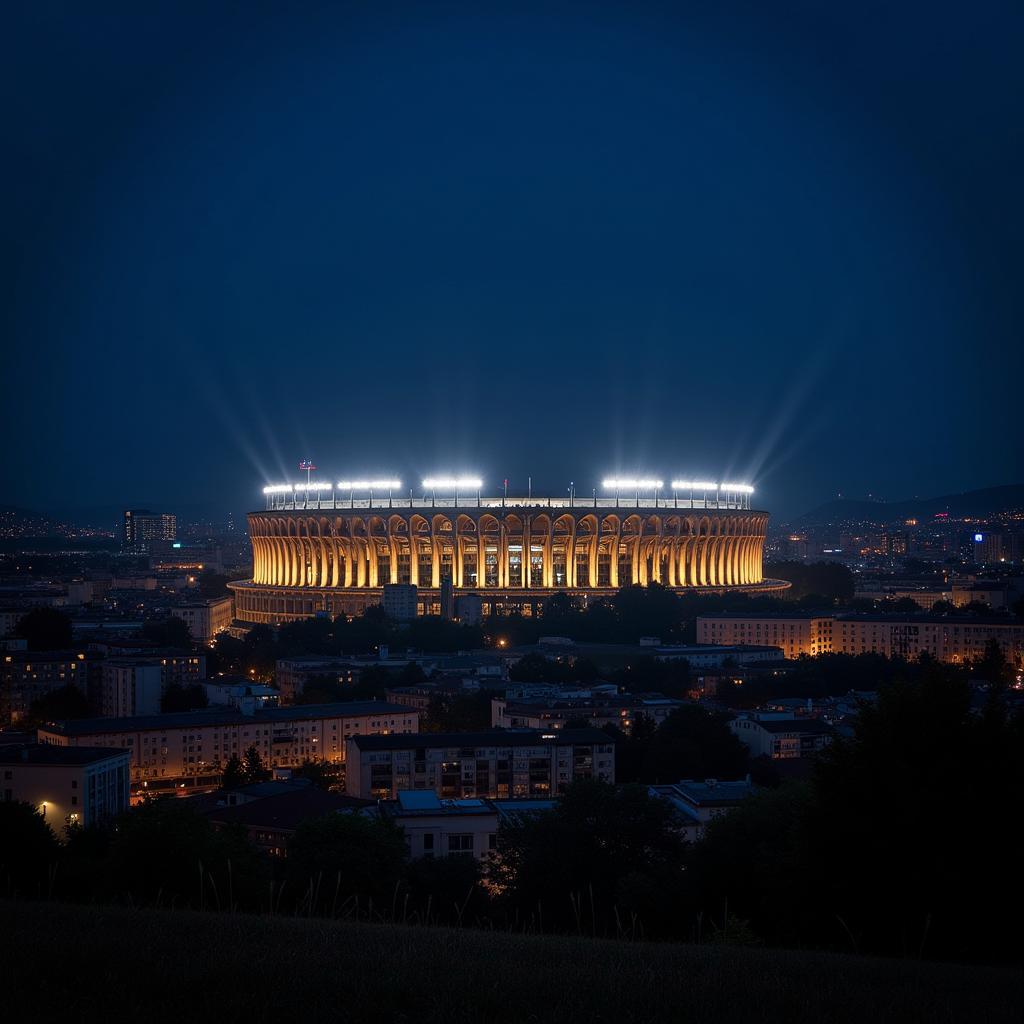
[230,477,788,624]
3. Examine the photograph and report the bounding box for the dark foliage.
[490,779,688,937]
[286,812,408,913]
[0,800,60,897]
[27,683,91,723]
[763,561,855,602]
[142,616,192,648]
[98,798,268,909]
[15,607,73,650]
[690,660,1022,963]
[160,683,208,713]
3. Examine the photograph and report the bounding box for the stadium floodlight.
[422,477,483,490]
[262,484,294,494]
[671,480,718,491]
[720,483,755,494]
[296,481,332,491]
[336,480,402,490]
[602,478,663,490]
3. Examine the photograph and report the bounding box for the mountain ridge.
[798,484,1024,525]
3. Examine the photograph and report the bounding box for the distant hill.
[799,484,1024,525]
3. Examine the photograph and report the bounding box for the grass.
[2,901,1019,1024]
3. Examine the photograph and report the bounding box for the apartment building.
[730,713,833,759]
[170,596,234,642]
[0,743,130,830]
[38,700,419,793]
[699,612,1024,665]
[491,694,682,734]
[0,650,94,724]
[697,615,834,658]
[346,728,615,800]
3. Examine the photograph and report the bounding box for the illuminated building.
[38,700,418,794]
[698,614,835,658]
[123,510,176,553]
[1,650,92,724]
[699,612,1024,664]
[0,744,130,830]
[169,596,234,642]
[100,660,162,718]
[345,727,615,800]
[232,476,785,623]
[730,713,833,759]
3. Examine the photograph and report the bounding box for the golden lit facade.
[232,497,784,623]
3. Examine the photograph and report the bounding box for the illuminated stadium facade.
[230,478,787,624]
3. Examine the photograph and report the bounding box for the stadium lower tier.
[229,579,791,624]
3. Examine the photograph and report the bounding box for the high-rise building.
[123,509,176,552]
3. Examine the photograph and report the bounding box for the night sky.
[4,2,1022,522]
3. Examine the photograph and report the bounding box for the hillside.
[799,484,1024,525]
[2,902,1019,1024]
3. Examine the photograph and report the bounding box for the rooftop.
[743,718,833,735]
[378,791,495,818]
[0,743,130,767]
[38,700,413,737]
[206,789,371,831]
[348,727,611,751]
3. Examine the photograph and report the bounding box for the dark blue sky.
[3,1,1022,521]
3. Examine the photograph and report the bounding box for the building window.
[447,834,474,855]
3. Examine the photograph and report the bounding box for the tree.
[15,607,72,650]
[404,854,488,926]
[287,812,408,914]
[692,661,1023,962]
[294,674,348,705]
[142,616,192,648]
[611,583,683,642]
[221,754,245,789]
[975,636,1009,686]
[0,800,60,898]
[637,705,749,784]
[197,572,231,598]
[292,759,343,790]
[105,798,266,909]
[687,783,814,947]
[242,745,271,785]
[764,561,854,602]
[27,684,91,723]
[422,692,492,733]
[489,779,688,937]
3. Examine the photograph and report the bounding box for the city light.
[422,477,483,490]
[671,480,719,490]
[262,484,293,494]
[720,483,755,494]
[336,480,401,490]
[602,478,663,490]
